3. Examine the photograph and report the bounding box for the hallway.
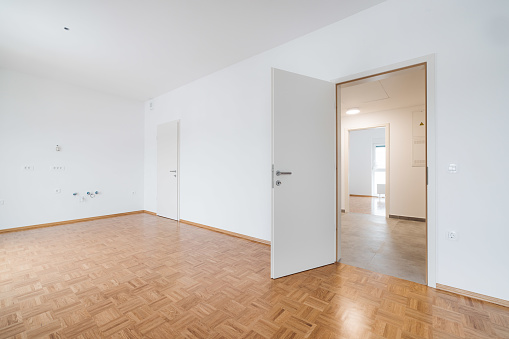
[349,195,386,216]
[341,212,426,284]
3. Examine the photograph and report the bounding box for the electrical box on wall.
[412,110,425,167]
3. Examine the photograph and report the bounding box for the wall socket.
[448,231,458,240]
[22,165,34,171]
[51,166,65,171]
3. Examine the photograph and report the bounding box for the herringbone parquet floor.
[1,214,508,338]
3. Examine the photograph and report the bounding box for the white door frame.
[343,124,390,218]
[332,54,436,287]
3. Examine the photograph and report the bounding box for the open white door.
[157,120,179,220]
[271,68,336,279]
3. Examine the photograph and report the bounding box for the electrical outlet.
[448,231,458,240]
[51,166,65,171]
[22,165,34,171]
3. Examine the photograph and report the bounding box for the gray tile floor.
[340,212,426,284]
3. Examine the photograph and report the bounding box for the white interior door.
[157,120,179,220]
[271,68,336,279]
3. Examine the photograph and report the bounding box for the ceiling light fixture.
[346,108,360,115]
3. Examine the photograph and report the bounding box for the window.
[374,145,386,170]
[372,144,386,196]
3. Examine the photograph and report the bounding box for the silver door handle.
[170,170,177,173]
[276,170,292,176]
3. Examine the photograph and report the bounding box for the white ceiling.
[0,0,385,101]
[340,66,425,116]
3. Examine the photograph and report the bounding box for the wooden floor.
[1,214,509,338]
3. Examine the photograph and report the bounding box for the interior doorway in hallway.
[337,64,427,285]
[348,126,387,217]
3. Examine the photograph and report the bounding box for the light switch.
[448,164,458,173]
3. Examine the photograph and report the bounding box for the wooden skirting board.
[0,210,270,249]
[179,219,270,246]
[389,214,426,222]
[0,210,146,234]
[437,283,509,308]
[350,194,378,198]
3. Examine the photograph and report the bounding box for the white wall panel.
[0,70,144,229]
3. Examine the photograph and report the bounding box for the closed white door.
[157,120,179,220]
[271,68,337,279]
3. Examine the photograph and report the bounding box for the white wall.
[343,108,426,218]
[144,0,509,301]
[0,69,144,230]
[143,60,271,240]
[349,128,385,196]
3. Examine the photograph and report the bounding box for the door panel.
[157,120,179,220]
[271,68,336,279]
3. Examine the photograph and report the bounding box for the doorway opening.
[347,126,388,217]
[271,56,436,285]
[337,63,428,284]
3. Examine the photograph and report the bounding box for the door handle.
[276,170,292,176]
[170,170,177,173]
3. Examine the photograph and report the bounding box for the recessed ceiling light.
[346,108,360,115]
[64,27,70,31]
